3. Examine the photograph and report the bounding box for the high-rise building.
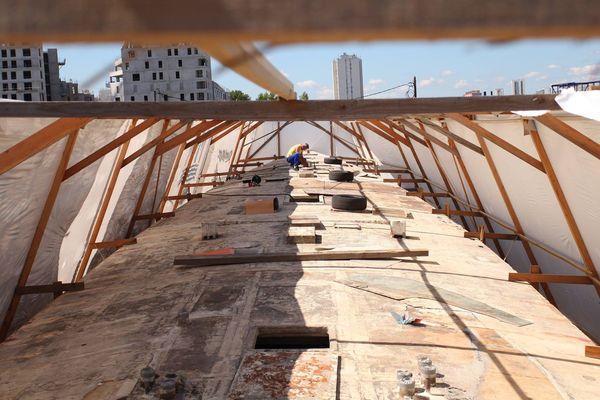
[512,79,525,95]
[113,44,228,102]
[0,44,46,101]
[333,53,364,100]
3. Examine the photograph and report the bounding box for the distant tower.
[511,79,525,95]
[333,53,364,100]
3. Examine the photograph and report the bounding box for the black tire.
[324,157,342,165]
[332,195,367,211]
[329,170,354,182]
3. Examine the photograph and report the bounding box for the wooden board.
[287,226,317,244]
[174,248,429,267]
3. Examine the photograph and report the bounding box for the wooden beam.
[472,120,556,305]
[15,282,84,295]
[4,2,599,43]
[388,178,426,184]
[158,142,187,213]
[164,193,203,201]
[183,181,225,187]
[1,130,79,341]
[535,114,600,160]
[432,209,482,217]
[447,113,545,173]
[91,238,137,249]
[174,248,430,267]
[585,346,600,359]
[508,273,593,285]
[309,121,360,155]
[0,96,560,120]
[366,168,410,174]
[0,118,90,175]
[63,118,160,180]
[198,42,295,99]
[396,119,458,155]
[73,140,131,283]
[406,191,450,198]
[357,120,411,147]
[465,232,520,240]
[247,122,291,160]
[155,119,224,155]
[416,117,484,155]
[445,131,506,258]
[208,121,246,145]
[528,120,600,294]
[122,119,189,168]
[172,143,200,209]
[364,120,412,147]
[133,212,176,220]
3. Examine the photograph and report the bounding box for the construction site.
[1,2,600,399]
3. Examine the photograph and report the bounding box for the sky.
[46,39,600,100]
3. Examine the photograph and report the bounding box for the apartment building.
[0,44,46,101]
[114,44,227,102]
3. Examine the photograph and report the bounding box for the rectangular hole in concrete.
[255,327,330,349]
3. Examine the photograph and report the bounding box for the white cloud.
[494,76,506,82]
[547,64,560,69]
[420,77,437,87]
[536,74,549,81]
[296,80,319,89]
[454,79,468,89]
[568,64,600,79]
[316,86,334,99]
[524,71,541,79]
[440,70,453,77]
[368,79,385,86]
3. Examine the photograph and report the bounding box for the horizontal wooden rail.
[15,281,84,295]
[508,273,593,284]
[432,209,482,217]
[200,172,229,177]
[91,238,137,249]
[133,212,175,220]
[586,346,600,359]
[384,178,426,183]
[164,193,203,201]
[182,182,224,187]
[465,232,520,240]
[406,191,449,198]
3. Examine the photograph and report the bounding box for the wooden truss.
[0,106,599,360]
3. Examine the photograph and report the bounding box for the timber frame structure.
[1,97,599,352]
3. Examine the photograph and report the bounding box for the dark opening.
[255,330,329,349]
[290,195,321,203]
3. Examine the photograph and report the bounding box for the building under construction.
[0,2,600,399]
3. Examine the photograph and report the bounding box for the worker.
[286,143,309,170]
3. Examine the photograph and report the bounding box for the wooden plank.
[133,212,176,220]
[309,121,361,155]
[363,120,411,147]
[73,140,131,283]
[406,191,449,198]
[287,226,317,244]
[183,181,225,187]
[0,96,559,120]
[91,238,137,249]
[391,119,458,155]
[585,346,600,359]
[528,121,600,294]
[63,118,160,180]
[158,142,187,213]
[164,193,203,201]
[200,172,229,177]
[0,130,79,341]
[2,2,599,44]
[448,113,545,173]
[0,118,90,175]
[174,248,430,267]
[207,121,246,146]
[367,168,410,174]
[432,209,482,217]
[465,232,520,240]
[15,282,84,295]
[388,178,426,183]
[508,273,593,285]
[535,114,600,160]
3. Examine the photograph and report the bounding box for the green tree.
[256,92,279,101]
[300,91,309,100]
[229,90,251,101]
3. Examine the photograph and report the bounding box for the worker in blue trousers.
[286,143,309,170]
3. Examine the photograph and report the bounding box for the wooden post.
[354,123,378,174]
[445,131,506,258]
[173,144,200,210]
[1,130,79,341]
[528,120,600,295]
[329,121,334,156]
[465,117,556,305]
[277,121,281,157]
[74,139,131,282]
[227,123,246,176]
